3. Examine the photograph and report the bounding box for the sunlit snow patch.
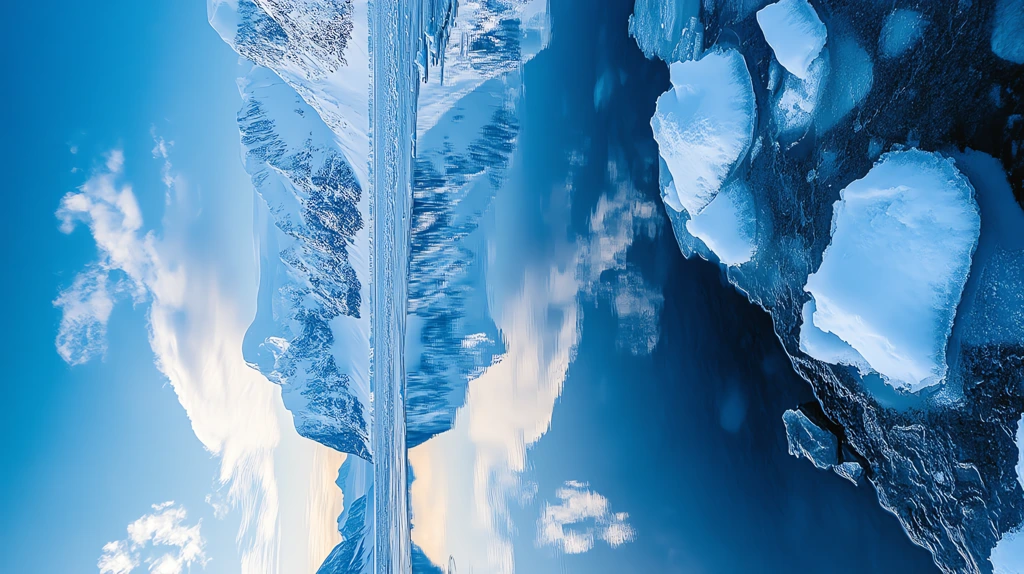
[684,180,757,265]
[651,48,756,215]
[756,0,827,80]
[802,150,981,392]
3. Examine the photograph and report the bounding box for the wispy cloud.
[537,481,635,554]
[55,146,328,573]
[98,502,207,574]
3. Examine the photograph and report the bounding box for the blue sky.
[0,2,341,573]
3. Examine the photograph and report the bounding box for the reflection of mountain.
[408,1,550,446]
[210,0,551,570]
[407,93,518,447]
[634,1,1024,572]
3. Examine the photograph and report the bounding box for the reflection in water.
[409,142,660,572]
[408,0,940,572]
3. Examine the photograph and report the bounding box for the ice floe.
[802,150,981,392]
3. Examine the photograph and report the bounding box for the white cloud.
[537,481,635,554]
[54,267,115,364]
[58,147,337,574]
[98,541,137,574]
[98,502,207,574]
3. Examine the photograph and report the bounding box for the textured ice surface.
[815,34,873,135]
[798,299,870,373]
[783,409,838,470]
[948,150,1024,351]
[633,0,1024,570]
[993,0,1024,64]
[804,150,981,392]
[756,0,827,80]
[879,9,925,59]
[629,0,701,62]
[833,461,864,485]
[684,180,757,265]
[651,49,756,215]
[772,52,828,134]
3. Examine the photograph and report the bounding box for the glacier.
[634,0,1024,571]
[651,48,756,215]
[803,150,982,392]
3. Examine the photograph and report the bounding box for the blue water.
[501,0,940,571]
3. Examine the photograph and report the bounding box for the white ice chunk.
[756,0,828,80]
[651,49,756,215]
[798,299,870,373]
[992,527,1024,574]
[879,9,926,59]
[804,150,981,392]
[685,180,757,265]
[993,414,1024,574]
[993,0,1024,64]
[1016,414,1024,492]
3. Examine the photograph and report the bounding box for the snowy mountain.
[635,0,1024,572]
[208,0,549,570]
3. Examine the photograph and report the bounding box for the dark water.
[506,0,941,571]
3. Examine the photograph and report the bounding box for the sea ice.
[879,9,926,59]
[803,150,981,392]
[833,461,863,485]
[783,409,838,470]
[651,48,756,215]
[756,0,827,80]
[684,180,757,265]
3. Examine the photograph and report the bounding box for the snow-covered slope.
[209,0,370,185]
[239,64,372,458]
